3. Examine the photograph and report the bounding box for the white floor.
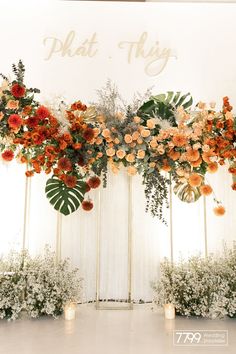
[0,304,235,354]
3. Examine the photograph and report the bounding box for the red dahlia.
[83,128,95,142]
[8,114,23,129]
[64,175,77,188]
[11,83,26,98]
[36,106,50,119]
[58,157,72,171]
[87,176,101,189]
[2,150,14,161]
[82,200,93,211]
[26,116,39,128]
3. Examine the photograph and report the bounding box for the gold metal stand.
[22,168,31,251]
[203,196,208,258]
[169,175,174,263]
[96,175,133,310]
[56,212,62,264]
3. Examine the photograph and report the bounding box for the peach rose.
[124,134,133,144]
[97,152,103,158]
[150,139,158,148]
[137,150,145,159]
[137,138,143,145]
[106,148,115,157]
[146,119,156,129]
[102,129,110,138]
[141,129,151,138]
[93,128,101,137]
[6,100,19,110]
[116,149,126,159]
[132,131,140,140]
[149,162,156,168]
[157,144,165,155]
[168,150,180,161]
[126,153,135,163]
[96,137,103,145]
[127,166,137,176]
[114,138,120,144]
[0,112,4,121]
[133,116,141,123]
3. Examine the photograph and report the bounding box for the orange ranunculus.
[59,140,67,150]
[114,138,120,144]
[213,205,225,216]
[127,166,137,176]
[126,153,135,163]
[146,119,156,129]
[106,148,116,157]
[150,139,158,149]
[93,128,100,137]
[133,116,141,123]
[202,149,216,163]
[191,157,202,167]
[141,129,150,138]
[6,100,19,110]
[22,105,32,116]
[168,149,180,161]
[207,162,218,173]
[8,114,23,129]
[162,160,171,172]
[186,148,200,162]
[58,157,72,171]
[25,170,34,177]
[2,150,14,161]
[132,131,140,140]
[172,134,187,147]
[116,149,126,159]
[96,137,103,145]
[137,150,145,159]
[102,129,110,138]
[200,184,213,196]
[188,173,202,187]
[124,134,132,144]
[73,143,82,150]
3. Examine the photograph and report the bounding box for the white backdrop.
[0,1,236,302]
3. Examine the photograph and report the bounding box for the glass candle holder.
[164,303,175,319]
[64,302,77,320]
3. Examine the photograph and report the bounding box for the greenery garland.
[0,62,235,223]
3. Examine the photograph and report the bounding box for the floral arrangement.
[0,62,235,222]
[0,248,82,320]
[152,246,236,319]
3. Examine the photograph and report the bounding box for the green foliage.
[45,177,86,215]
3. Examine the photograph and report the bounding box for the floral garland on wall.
[0,61,235,223]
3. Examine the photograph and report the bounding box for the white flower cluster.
[0,248,82,320]
[152,247,236,319]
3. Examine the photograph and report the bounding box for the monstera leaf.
[45,177,86,216]
[138,91,193,127]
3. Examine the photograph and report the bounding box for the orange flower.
[2,150,14,161]
[124,134,132,144]
[133,116,141,123]
[102,129,110,138]
[232,182,236,190]
[137,138,143,145]
[96,137,103,145]
[146,119,156,129]
[207,162,218,173]
[25,170,34,177]
[162,160,171,172]
[127,166,137,176]
[126,153,135,163]
[58,157,72,171]
[8,114,23,129]
[106,148,115,157]
[114,138,120,144]
[202,149,216,163]
[116,149,126,159]
[137,150,145,159]
[132,131,140,140]
[97,152,103,158]
[191,157,202,167]
[73,143,82,150]
[186,148,200,162]
[141,129,150,138]
[200,184,213,196]
[188,173,202,187]
[149,162,156,168]
[6,100,19,110]
[172,134,187,147]
[228,167,236,175]
[213,205,225,216]
[168,150,180,161]
[0,112,4,120]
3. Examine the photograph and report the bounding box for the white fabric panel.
[0,162,25,255]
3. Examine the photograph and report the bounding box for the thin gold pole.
[96,190,101,309]
[203,196,208,258]
[56,212,62,263]
[22,167,31,251]
[127,176,133,306]
[169,175,174,263]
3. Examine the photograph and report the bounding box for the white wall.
[0,1,235,301]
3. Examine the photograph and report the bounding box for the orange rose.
[146,119,156,129]
[97,152,103,158]
[188,173,202,187]
[191,158,202,167]
[6,100,19,110]
[149,162,156,168]
[141,129,151,138]
[213,205,225,216]
[96,137,103,145]
[207,162,218,173]
[124,134,133,144]
[106,148,115,157]
[132,131,140,140]
[133,116,141,123]
[137,138,143,145]
[137,150,145,159]
[102,129,110,138]
[127,166,137,176]
[116,149,126,159]
[114,138,120,144]
[172,134,187,147]
[186,148,200,162]
[150,139,158,149]
[168,150,180,161]
[200,184,213,196]
[126,153,135,163]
